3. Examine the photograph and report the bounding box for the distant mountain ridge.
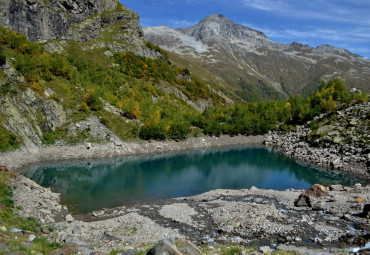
[144,14,370,101]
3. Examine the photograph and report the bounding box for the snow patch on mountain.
[143,26,209,54]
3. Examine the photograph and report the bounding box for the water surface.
[21,146,362,214]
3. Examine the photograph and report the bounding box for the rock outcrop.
[0,88,67,152]
[265,102,370,179]
[0,0,158,57]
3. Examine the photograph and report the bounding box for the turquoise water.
[21,146,361,214]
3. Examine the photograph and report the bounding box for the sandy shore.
[0,135,264,171]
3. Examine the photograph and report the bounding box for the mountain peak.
[178,14,269,43]
[202,14,229,22]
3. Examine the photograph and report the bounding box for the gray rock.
[40,100,67,131]
[28,234,36,242]
[10,227,22,233]
[330,185,343,191]
[66,214,74,222]
[316,125,335,135]
[294,184,329,207]
[148,239,182,255]
[0,0,158,58]
[314,237,323,244]
[259,246,271,254]
[92,210,105,217]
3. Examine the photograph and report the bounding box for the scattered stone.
[0,226,6,232]
[66,214,74,222]
[330,185,343,191]
[314,237,323,244]
[92,210,105,217]
[10,227,22,233]
[22,230,34,236]
[28,234,36,242]
[354,183,362,189]
[352,196,367,204]
[148,239,182,255]
[259,246,271,254]
[41,228,51,234]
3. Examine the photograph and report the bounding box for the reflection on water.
[21,145,362,214]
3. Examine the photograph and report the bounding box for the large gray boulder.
[294,184,329,207]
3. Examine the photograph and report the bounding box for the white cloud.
[241,0,370,25]
[241,0,288,11]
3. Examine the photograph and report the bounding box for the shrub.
[42,131,56,145]
[139,125,166,140]
[169,123,189,140]
[0,48,6,66]
[83,88,103,111]
[0,125,20,152]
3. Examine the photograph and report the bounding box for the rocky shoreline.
[264,128,369,180]
[265,102,370,181]
[11,174,370,254]
[1,127,370,253]
[0,135,264,172]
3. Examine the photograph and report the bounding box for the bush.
[0,48,6,66]
[139,125,166,140]
[0,125,20,152]
[83,88,103,111]
[169,123,189,140]
[42,131,56,145]
[309,120,319,130]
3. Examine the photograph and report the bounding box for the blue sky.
[119,0,370,58]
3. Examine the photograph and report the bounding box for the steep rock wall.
[0,0,157,57]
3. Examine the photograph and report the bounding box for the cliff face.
[0,0,157,57]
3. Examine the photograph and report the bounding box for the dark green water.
[21,146,362,214]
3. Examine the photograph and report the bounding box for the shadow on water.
[20,145,364,214]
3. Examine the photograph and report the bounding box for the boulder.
[147,240,183,255]
[294,184,329,207]
[316,125,335,135]
[66,214,74,222]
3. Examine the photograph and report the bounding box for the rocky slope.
[265,102,370,179]
[144,14,370,101]
[0,0,158,57]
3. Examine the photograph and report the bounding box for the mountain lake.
[20,145,364,214]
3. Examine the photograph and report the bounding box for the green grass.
[0,125,20,152]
